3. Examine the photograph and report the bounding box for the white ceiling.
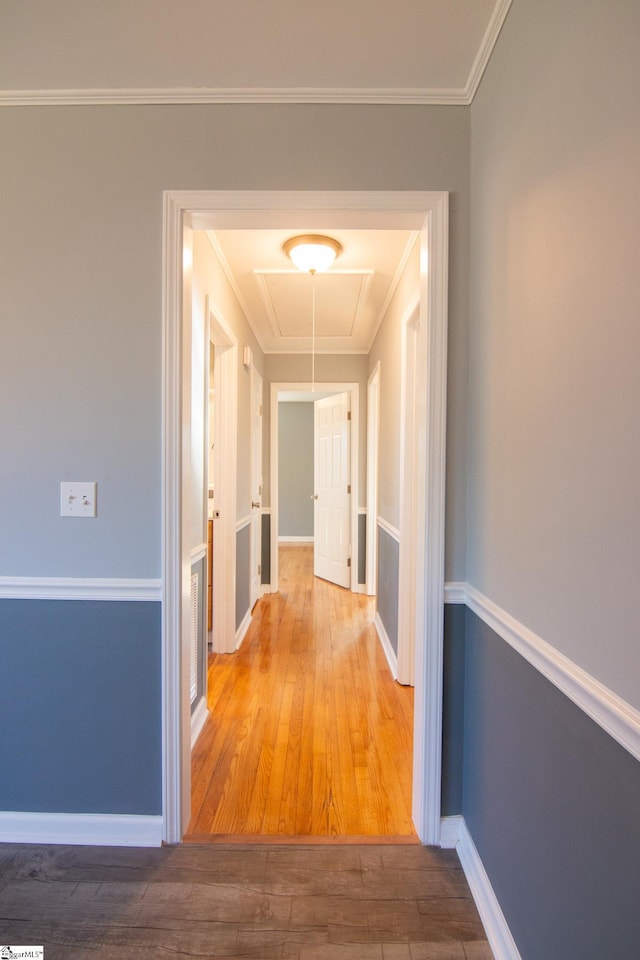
[0,0,511,104]
[209,228,417,354]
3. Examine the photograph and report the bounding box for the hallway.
[188,545,416,840]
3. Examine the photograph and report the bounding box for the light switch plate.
[60,481,97,517]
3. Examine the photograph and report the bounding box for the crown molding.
[0,85,471,108]
[464,0,513,102]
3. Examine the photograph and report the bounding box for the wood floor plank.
[187,544,415,839]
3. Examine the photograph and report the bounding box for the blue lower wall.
[445,605,640,960]
[236,524,250,628]
[0,599,162,815]
[377,526,399,654]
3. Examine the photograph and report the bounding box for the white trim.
[0,577,161,601]
[0,812,163,848]
[465,0,514,103]
[190,696,209,748]
[376,516,400,542]
[443,580,468,604]
[439,815,463,850]
[397,296,421,686]
[235,607,252,650]
[448,582,640,764]
[366,363,381,596]
[190,542,208,563]
[374,611,398,680]
[357,506,366,515]
[236,515,252,532]
[163,190,449,847]
[207,298,238,657]
[411,192,449,846]
[0,85,471,108]
[278,536,314,543]
[457,819,523,960]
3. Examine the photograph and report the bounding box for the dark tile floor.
[0,842,493,959]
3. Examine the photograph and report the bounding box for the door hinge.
[347,411,352,421]
[258,564,261,576]
[347,484,351,494]
[259,403,263,416]
[347,557,352,568]
[259,484,262,496]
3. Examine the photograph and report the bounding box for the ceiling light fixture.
[282,234,342,275]
[283,234,342,392]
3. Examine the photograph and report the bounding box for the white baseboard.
[0,812,163,847]
[374,611,398,679]
[439,815,463,849]
[190,696,209,748]
[456,819,523,960]
[278,536,314,543]
[235,607,252,650]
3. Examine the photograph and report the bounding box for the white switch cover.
[60,481,97,517]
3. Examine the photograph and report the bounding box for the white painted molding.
[457,819,523,960]
[0,812,163,848]
[0,577,161,601]
[357,507,367,515]
[376,516,400,542]
[236,515,252,532]
[190,542,208,563]
[374,611,398,680]
[190,697,209,749]
[0,85,471,108]
[443,580,467,604]
[278,536,314,543]
[235,608,252,650]
[465,0,514,103]
[439,815,463,850]
[449,582,640,764]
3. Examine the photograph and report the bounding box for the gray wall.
[462,609,640,960]
[468,0,640,707]
[278,402,314,538]
[0,102,469,817]
[0,599,161,814]
[235,523,251,629]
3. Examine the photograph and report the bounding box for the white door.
[250,366,263,609]
[314,392,351,588]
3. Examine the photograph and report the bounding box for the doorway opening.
[270,382,360,596]
[162,190,449,845]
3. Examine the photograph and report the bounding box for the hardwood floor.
[0,842,494,958]
[187,545,416,841]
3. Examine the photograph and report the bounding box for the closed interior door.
[314,392,351,588]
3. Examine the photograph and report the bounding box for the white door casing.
[397,299,420,686]
[314,392,351,589]
[163,190,449,847]
[207,299,238,656]
[249,364,263,608]
[366,362,381,597]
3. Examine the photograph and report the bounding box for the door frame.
[397,297,421,685]
[366,361,381,596]
[162,190,449,844]
[206,296,238,655]
[270,382,359,594]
